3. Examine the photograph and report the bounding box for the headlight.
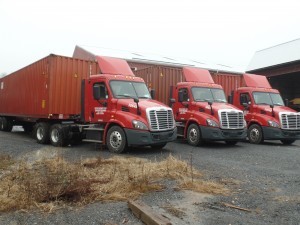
[132,120,148,130]
[243,120,247,127]
[206,118,219,127]
[268,120,280,128]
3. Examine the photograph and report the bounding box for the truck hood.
[117,99,172,114]
[255,105,298,118]
[194,102,242,118]
[195,102,240,111]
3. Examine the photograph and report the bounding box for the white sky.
[1,0,300,74]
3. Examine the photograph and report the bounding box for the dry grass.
[162,204,186,218]
[0,154,227,212]
[179,180,229,195]
[0,154,14,170]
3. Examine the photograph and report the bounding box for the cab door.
[173,87,190,121]
[89,81,111,123]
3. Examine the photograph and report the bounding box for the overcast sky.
[1,0,300,75]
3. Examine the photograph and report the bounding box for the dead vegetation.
[0,154,14,170]
[0,154,228,212]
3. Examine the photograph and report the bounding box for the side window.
[178,88,189,102]
[93,83,108,100]
[240,93,250,105]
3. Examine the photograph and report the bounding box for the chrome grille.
[148,108,174,131]
[280,113,300,130]
[219,110,244,129]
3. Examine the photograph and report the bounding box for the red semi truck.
[170,67,247,146]
[0,55,177,153]
[232,73,300,145]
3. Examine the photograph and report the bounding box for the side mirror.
[93,86,101,100]
[285,99,289,106]
[242,102,249,109]
[150,89,155,99]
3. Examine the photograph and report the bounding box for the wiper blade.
[116,94,132,98]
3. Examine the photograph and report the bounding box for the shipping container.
[0,54,100,120]
[134,66,243,105]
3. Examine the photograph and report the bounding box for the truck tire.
[50,124,68,147]
[225,141,238,146]
[281,139,295,145]
[0,117,13,132]
[35,122,50,144]
[248,124,264,144]
[150,142,167,149]
[106,126,127,153]
[187,124,203,146]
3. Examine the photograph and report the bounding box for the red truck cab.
[170,67,247,146]
[79,56,177,153]
[233,73,300,145]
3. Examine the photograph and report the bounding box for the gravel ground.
[0,127,300,225]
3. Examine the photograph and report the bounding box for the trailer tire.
[150,142,167,149]
[106,126,127,153]
[281,139,295,145]
[248,124,264,144]
[35,122,50,144]
[187,124,203,146]
[50,124,68,147]
[0,117,13,132]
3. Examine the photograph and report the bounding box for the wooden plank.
[128,200,172,225]
[221,202,252,212]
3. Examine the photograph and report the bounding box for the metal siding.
[0,55,99,119]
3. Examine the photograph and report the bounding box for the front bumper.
[124,127,177,146]
[200,126,247,141]
[262,127,300,140]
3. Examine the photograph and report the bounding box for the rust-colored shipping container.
[134,66,243,105]
[0,54,99,120]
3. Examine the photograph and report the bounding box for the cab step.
[83,127,104,131]
[82,139,103,143]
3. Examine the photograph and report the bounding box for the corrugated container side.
[49,56,99,115]
[212,73,243,97]
[0,55,99,119]
[134,66,183,105]
[0,56,50,118]
[134,66,243,105]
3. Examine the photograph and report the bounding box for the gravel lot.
[0,127,300,225]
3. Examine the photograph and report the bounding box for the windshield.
[253,92,284,106]
[110,81,151,99]
[191,87,227,103]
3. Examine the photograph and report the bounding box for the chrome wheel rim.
[37,127,44,140]
[51,129,59,143]
[250,128,259,142]
[110,131,122,149]
[189,128,198,143]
